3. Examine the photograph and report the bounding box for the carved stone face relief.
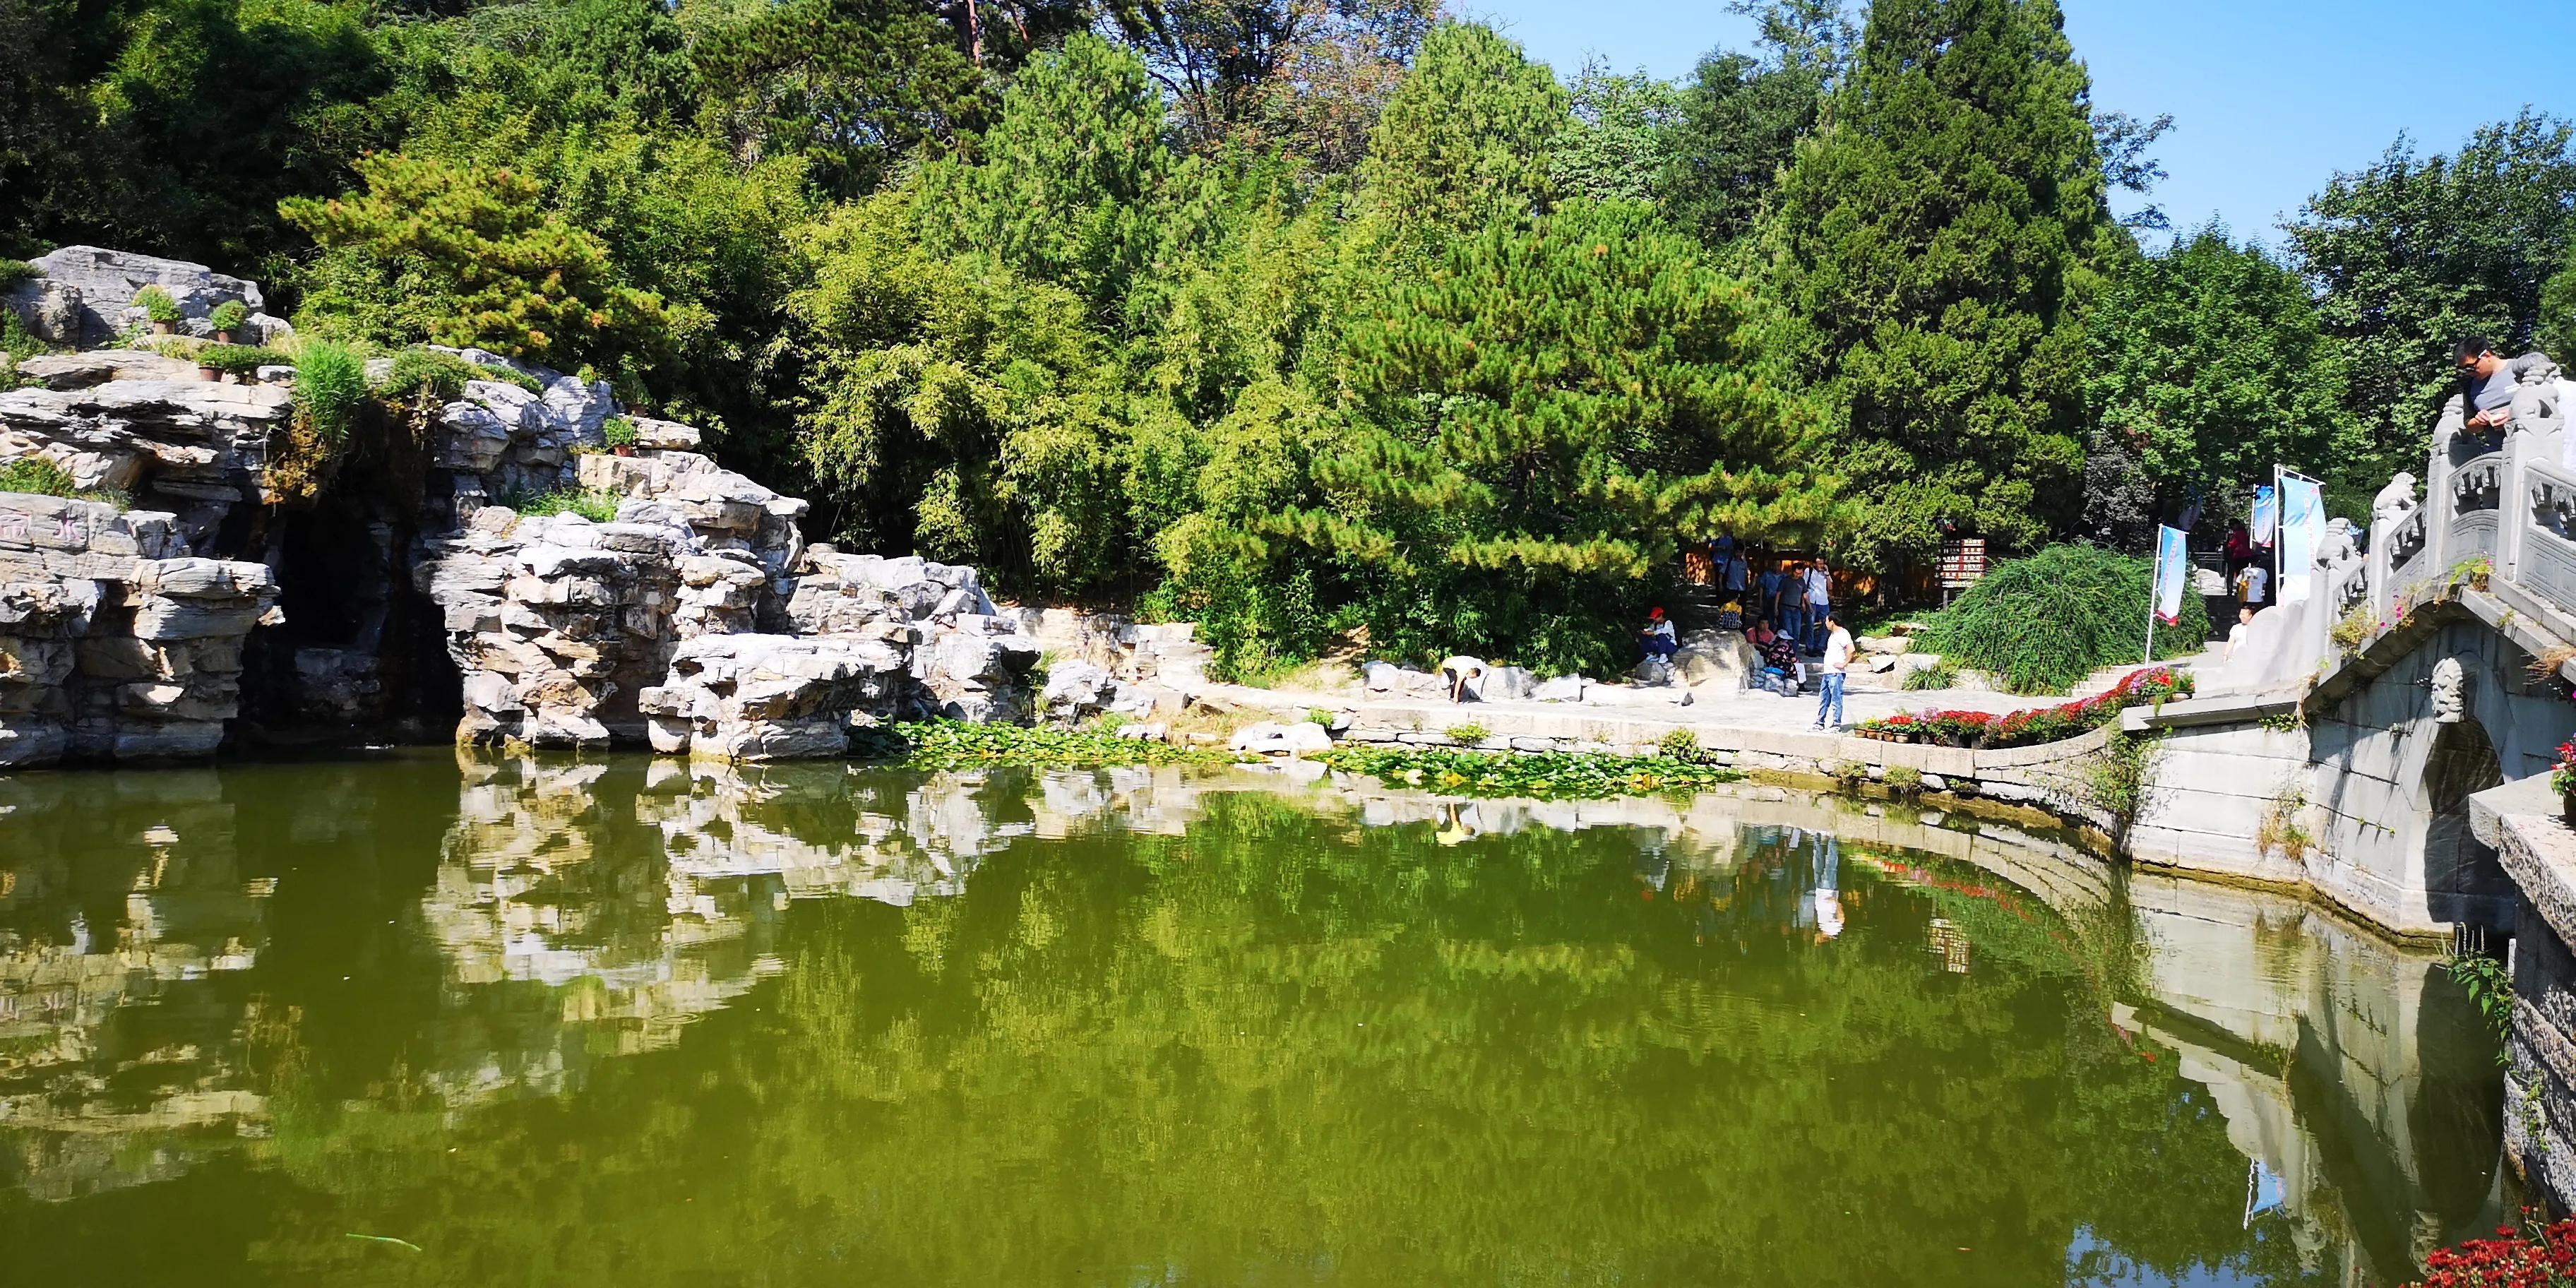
[2431,655,2468,724]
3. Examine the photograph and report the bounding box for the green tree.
[1272,199,1834,674]
[2085,225,2354,534]
[0,0,388,275]
[2545,234,2576,361]
[283,152,667,363]
[917,32,1169,316]
[2284,112,2576,494]
[1549,60,1683,206]
[1763,0,2124,571]
[688,0,993,200]
[1661,0,1850,250]
[791,191,1130,592]
[1354,21,1568,251]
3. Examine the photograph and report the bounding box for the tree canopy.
[1,0,2569,672]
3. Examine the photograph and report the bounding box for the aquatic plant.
[1315,746,1742,799]
[866,719,1243,770]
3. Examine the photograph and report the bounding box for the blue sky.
[1456,0,2575,249]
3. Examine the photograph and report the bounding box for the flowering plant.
[2552,741,2576,797]
[2411,1209,2576,1287]
[1854,667,2195,749]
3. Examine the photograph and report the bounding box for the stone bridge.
[2113,365,2576,1206]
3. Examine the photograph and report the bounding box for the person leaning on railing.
[2452,335,2561,438]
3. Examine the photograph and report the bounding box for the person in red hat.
[1639,606,1678,661]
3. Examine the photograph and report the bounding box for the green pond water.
[0,751,2512,1286]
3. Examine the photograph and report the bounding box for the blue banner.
[2250,485,2277,546]
[2279,477,2324,604]
[2153,525,2189,624]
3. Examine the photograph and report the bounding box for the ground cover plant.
[0,457,128,508]
[1853,666,2193,750]
[864,720,1244,770]
[503,486,622,523]
[1919,544,2209,695]
[1314,745,1742,799]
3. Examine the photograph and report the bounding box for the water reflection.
[0,753,2507,1285]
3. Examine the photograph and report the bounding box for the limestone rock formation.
[0,494,276,765]
[23,246,269,347]
[0,378,290,544]
[640,633,912,758]
[0,248,1056,767]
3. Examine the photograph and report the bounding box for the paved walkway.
[1193,646,2224,741]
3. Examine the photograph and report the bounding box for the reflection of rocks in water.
[0,770,273,1199]
[642,760,1225,907]
[422,753,787,1102]
[409,756,1234,1107]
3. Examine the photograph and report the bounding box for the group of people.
[1642,534,1856,729]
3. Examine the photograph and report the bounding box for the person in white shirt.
[1811,612,1852,731]
[2234,562,2268,610]
[2225,604,2254,660]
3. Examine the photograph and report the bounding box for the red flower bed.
[2411,1210,2576,1287]
[1853,666,2194,750]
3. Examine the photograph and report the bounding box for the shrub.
[1307,708,1335,727]
[0,457,78,496]
[505,485,621,523]
[196,344,280,376]
[601,415,639,449]
[0,259,32,288]
[133,285,181,323]
[1444,722,1490,746]
[1657,728,1702,762]
[378,347,482,405]
[1921,543,2208,695]
[208,300,249,334]
[1854,665,2193,750]
[1883,764,1924,795]
[1902,660,1962,691]
[292,342,369,442]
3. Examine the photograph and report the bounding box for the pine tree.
[1763,0,2123,569]
[1355,21,1567,251]
[917,32,1170,316]
[1273,199,1834,674]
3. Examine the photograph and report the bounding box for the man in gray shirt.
[2455,335,2561,431]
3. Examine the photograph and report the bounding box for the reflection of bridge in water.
[0,755,2505,1278]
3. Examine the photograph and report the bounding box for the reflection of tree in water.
[0,769,274,1200]
[230,792,2318,1285]
[0,759,2503,1288]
